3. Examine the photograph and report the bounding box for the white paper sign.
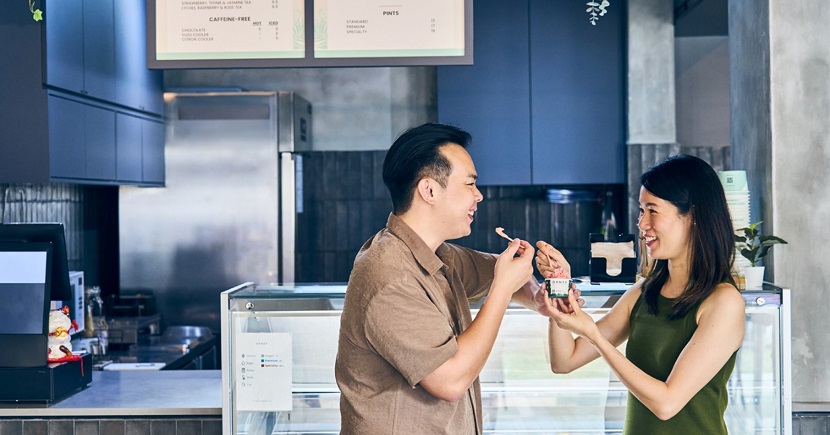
[235,332,292,411]
[157,0,304,60]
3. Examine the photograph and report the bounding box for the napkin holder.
[590,233,638,284]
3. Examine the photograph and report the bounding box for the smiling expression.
[638,187,693,262]
[433,144,483,240]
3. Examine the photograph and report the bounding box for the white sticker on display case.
[235,332,293,411]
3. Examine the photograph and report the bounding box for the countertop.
[0,370,221,417]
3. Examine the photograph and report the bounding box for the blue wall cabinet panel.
[437,0,532,186]
[45,0,84,93]
[0,0,163,185]
[142,120,166,184]
[529,0,626,184]
[83,0,116,102]
[85,105,117,180]
[115,0,164,114]
[117,113,144,182]
[437,0,626,185]
[48,97,87,179]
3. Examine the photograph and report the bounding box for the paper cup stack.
[718,170,752,270]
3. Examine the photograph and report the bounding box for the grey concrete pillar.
[731,0,830,407]
[626,0,676,233]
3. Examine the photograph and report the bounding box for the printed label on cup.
[545,278,571,298]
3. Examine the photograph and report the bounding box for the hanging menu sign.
[235,332,292,412]
[156,0,304,60]
[313,0,465,58]
[148,0,472,68]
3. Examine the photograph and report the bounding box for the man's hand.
[492,239,535,299]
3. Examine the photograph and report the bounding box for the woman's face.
[637,187,693,261]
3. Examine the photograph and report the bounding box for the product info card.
[235,332,292,411]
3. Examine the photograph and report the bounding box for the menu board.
[313,0,465,59]
[155,0,304,61]
[147,0,472,68]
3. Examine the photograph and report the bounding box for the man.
[335,122,545,434]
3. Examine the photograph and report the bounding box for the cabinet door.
[85,105,117,180]
[115,0,163,114]
[529,0,626,184]
[48,96,86,178]
[44,0,84,93]
[142,120,165,184]
[116,113,143,182]
[83,0,116,101]
[437,0,531,186]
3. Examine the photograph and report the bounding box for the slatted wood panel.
[626,144,731,233]
[0,183,84,271]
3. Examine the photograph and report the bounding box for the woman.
[536,155,745,434]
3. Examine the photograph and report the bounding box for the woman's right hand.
[535,241,571,279]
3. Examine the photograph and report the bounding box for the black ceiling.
[674,0,728,37]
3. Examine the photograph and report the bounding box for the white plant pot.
[743,266,765,290]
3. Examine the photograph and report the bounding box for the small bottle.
[82,287,104,338]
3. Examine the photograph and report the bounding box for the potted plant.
[734,221,788,289]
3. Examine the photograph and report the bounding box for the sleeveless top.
[624,293,738,435]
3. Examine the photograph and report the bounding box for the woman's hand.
[535,241,571,279]
[544,287,598,340]
[534,282,584,316]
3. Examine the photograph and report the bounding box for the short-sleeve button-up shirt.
[335,214,497,435]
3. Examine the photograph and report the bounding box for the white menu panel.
[235,332,292,412]
[314,0,465,58]
[156,0,304,60]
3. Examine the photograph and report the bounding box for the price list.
[314,0,465,58]
[157,0,304,60]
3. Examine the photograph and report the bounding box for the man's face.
[432,144,483,240]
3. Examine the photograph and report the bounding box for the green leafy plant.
[734,221,788,267]
[29,0,43,21]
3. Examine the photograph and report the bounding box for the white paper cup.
[718,170,748,192]
[545,278,571,299]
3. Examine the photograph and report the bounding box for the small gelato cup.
[545,278,571,298]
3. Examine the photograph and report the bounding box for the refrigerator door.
[119,92,309,332]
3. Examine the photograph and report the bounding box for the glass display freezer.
[221,281,791,434]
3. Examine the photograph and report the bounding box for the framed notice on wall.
[147,0,472,69]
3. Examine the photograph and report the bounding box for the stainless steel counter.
[0,370,221,417]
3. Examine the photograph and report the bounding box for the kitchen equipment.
[119,91,312,333]
[106,314,161,346]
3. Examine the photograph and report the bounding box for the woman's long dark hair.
[640,155,736,319]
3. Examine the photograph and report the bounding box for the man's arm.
[418,238,534,401]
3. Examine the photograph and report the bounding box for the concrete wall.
[768,0,830,406]
[627,0,676,145]
[675,36,730,149]
[164,67,437,151]
[731,0,830,406]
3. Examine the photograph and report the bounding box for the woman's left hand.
[544,287,598,339]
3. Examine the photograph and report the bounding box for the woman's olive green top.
[624,293,738,435]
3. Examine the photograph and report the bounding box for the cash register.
[0,223,91,402]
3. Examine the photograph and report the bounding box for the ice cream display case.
[221,282,791,434]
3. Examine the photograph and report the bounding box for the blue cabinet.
[116,113,165,184]
[142,120,166,184]
[115,0,164,114]
[437,0,531,186]
[45,0,116,102]
[48,96,117,182]
[0,0,163,185]
[438,0,626,185]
